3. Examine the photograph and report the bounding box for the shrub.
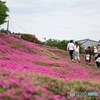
[21,34,39,43]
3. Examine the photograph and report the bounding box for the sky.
[1,0,100,41]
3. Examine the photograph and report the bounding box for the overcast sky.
[1,0,100,41]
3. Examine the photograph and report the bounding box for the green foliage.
[21,34,39,43]
[21,34,30,40]
[79,45,84,54]
[45,39,85,54]
[91,46,94,55]
[45,39,69,50]
[0,86,5,92]
[0,28,11,33]
[0,1,9,25]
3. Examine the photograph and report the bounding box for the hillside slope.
[0,33,100,99]
[0,33,100,81]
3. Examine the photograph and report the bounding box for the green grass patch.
[33,61,61,67]
[26,47,37,54]
[0,86,5,92]
[39,48,60,60]
[33,61,47,66]
[48,48,67,55]
[49,63,60,67]
[7,40,24,48]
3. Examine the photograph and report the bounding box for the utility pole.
[0,26,1,33]
[7,20,9,34]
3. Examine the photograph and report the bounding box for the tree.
[0,1,9,25]
[45,38,68,50]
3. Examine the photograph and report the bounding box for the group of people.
[67,40,80,62]
[84,44,100,68]
[67,40,100,68]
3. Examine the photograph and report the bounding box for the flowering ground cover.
[0,33,100,100]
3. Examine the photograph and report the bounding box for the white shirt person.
[67,40,75,61]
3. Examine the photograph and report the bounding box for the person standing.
[85,46,91,64]
[95,44,100,68]
[97,44,100,54]
[94,46,98,60]
[67,40,75,61]
[74,42,80,62]
[95,53,100,68]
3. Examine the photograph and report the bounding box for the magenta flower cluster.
[0,33,100,99]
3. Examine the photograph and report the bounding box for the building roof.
[77,38,100,48]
